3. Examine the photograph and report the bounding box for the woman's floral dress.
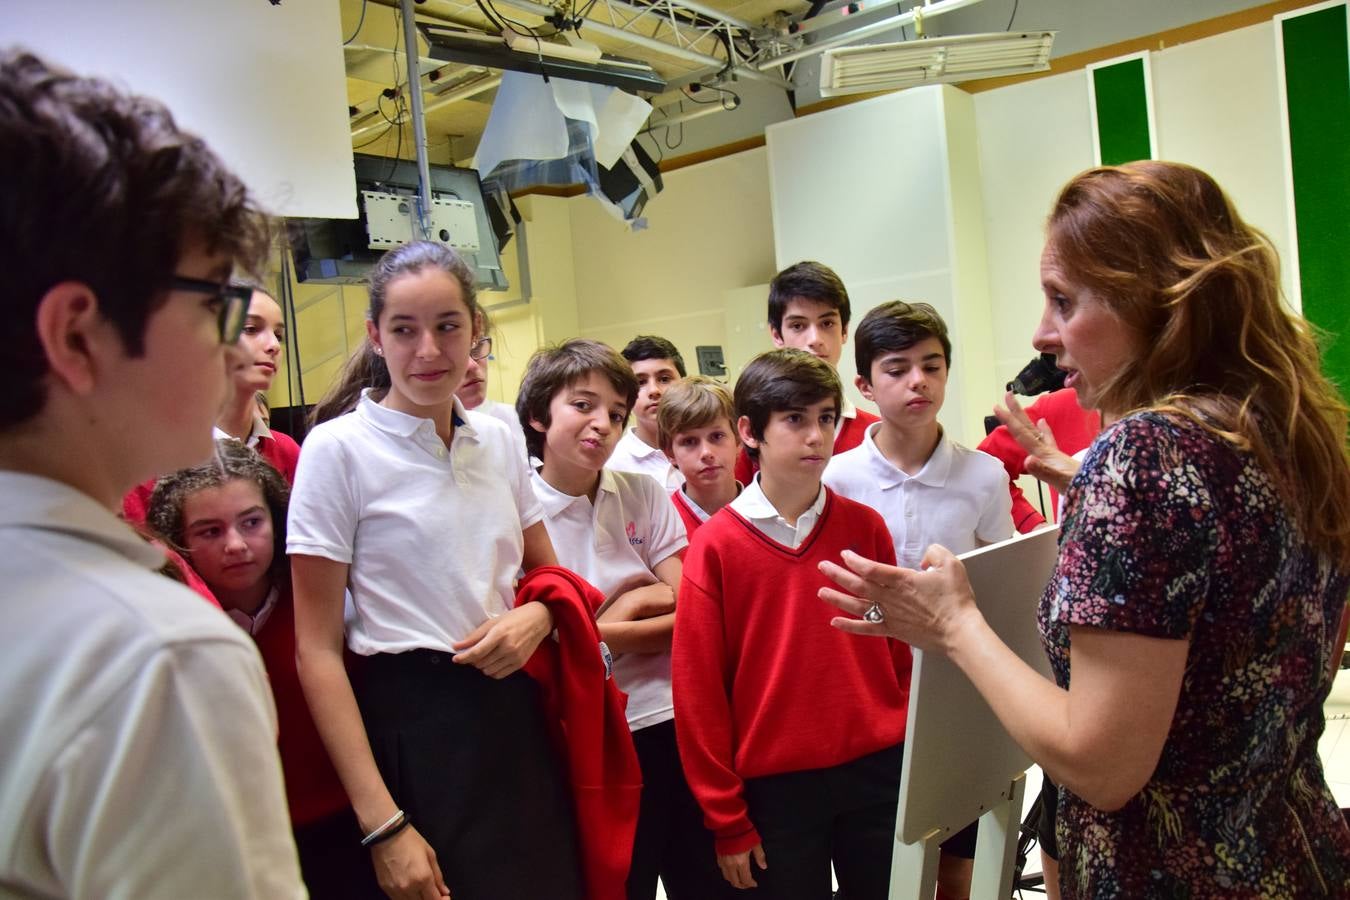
[1040,411,1350,898]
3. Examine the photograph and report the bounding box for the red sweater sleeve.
[977,389,1100,532]
[673,548,761,856]
[976,424,1046,533]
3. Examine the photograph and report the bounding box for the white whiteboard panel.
[4,0,356,219]
[765,85,953,284]
[895,526,1059,844]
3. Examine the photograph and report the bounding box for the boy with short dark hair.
[611,334,687,490]
[0,49,303,897]
[824,300,1012,900]
[673,349,911,899]
[657,376,741,537]
[735,261,880,483]
[518,339,733,900]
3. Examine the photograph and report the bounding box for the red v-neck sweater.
[670,489,705,539]
[672,489,911,855]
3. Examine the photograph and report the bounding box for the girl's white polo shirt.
[287,392,543,656]
[529,468,688,731]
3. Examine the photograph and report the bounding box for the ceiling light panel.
[819,30,1055,97]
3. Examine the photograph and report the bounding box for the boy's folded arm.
[597,613,674,653]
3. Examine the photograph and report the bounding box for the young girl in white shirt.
[288,241,580,900]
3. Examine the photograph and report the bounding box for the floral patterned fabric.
[1040,411,1350,898]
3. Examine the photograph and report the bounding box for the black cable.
[353,124,396,149]
[344,0,368,44]
[379,9,406,186]
[381,94,405,185]
[1007,0,1020,30]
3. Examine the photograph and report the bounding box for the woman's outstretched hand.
[817,545,981,655]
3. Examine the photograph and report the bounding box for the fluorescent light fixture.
[819,30,1055,97]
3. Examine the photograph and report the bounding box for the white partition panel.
[5,0,356,218]
[766,85,997,446]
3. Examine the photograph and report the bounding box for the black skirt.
[354,649,582,900]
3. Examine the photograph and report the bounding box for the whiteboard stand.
[885,527,1061,900]
[887,773,1026,900]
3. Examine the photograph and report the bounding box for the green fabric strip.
[1282,4,1350,401]
[1092,57,1153,166]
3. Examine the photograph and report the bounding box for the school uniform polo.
[729,474,828,550]
[474,400,529,462]
[0,472,303,898]
[823,423,1013,569]
[530,468,687,731]
[287,391,543,655]
[607,427,684,491]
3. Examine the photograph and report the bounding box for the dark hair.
[854,300,952,379]
[309,241,479,427]
[1047,160,1350,565]
[734,349,842,460]
[146,439,290,586]
[621,335,686,377]
[767,261,852,335]
[1,50,271,430]
[516,339,638,461]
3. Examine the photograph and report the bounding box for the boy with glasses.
[0,50,304,898]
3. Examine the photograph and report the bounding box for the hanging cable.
[344,0,369,44]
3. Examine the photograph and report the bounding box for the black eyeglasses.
[171,276,253,344]
[470,336,493,361]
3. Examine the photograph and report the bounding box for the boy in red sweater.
[657,376,741,538]
[674,349,911,899]
[734,262,880,484]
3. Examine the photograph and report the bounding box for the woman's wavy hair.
[1047,160,1350,565]
[308,241,480,427]
[146,439,291,586]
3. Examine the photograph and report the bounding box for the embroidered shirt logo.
[626,521,646,546]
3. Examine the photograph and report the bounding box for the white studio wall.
[973,70,1095,382]
[1150,22,1295,303]
[973,19,1302,387]
[766,84,998,448]
[4,0,357,219]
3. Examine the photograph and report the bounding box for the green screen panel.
[1092,57,1153,166]
[1283,4,1350,403]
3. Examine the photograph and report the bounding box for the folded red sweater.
[516,566,643,900]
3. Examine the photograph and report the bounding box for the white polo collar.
[735,473,827,522]
[0,471,165,569]
[531,467,618,517]
[357,391,473,460]
[861,422,953,489]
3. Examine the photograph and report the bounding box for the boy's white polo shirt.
[530,468,687,731]
[729,474,827,550]
[0,473,303,898]
[287,391,543,656]
[823,423,1013,568]
[608,427,685,491]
